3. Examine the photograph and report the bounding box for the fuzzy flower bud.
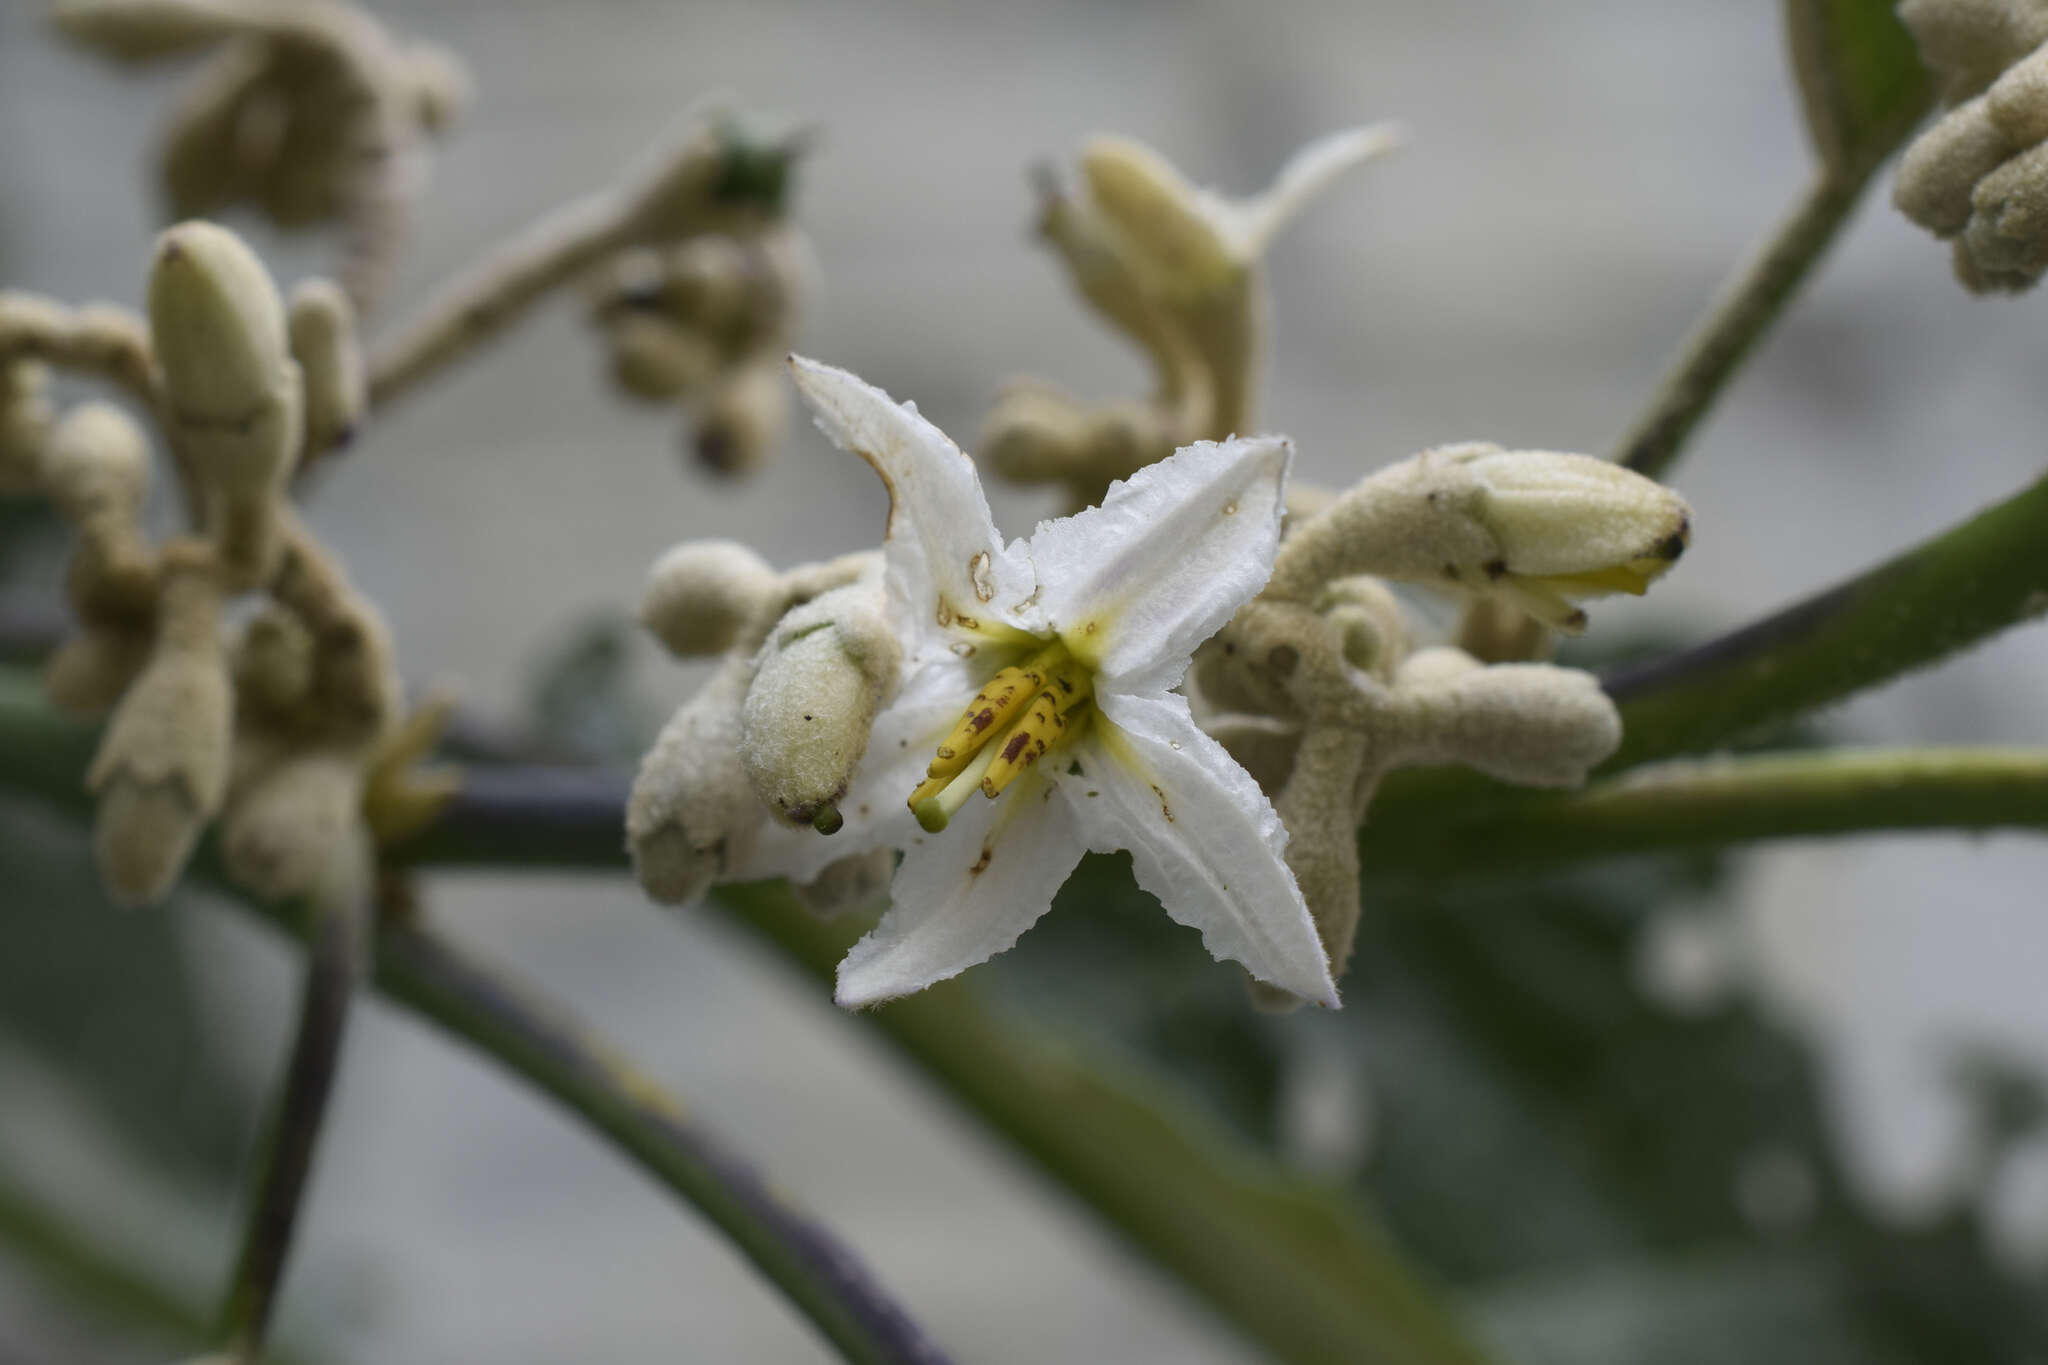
[609,314,722,400]
[639,539,781,658]
[1268,443,1691,633]
[628,652,759,903]
[86,539,232,906]
[44,402,158,621]
[1386,648,1621,788]
[1896,97,2016,236]
[148,221,303,582]
[44,627,154,718]
[739,577,901,829]
[221,751,368,902]
[0,361,53,494]
[288,278,366,455]
[51,0,242,60]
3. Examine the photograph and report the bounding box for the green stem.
[1366,747,2048,873]
[1602,471,2048,770]
[215,884,368,1357]
[710,881,1497,1365]
[1613,167,1869,480]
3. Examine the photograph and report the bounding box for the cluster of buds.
[983,126,1399,512]
[7,222,447,910]
[53,0,470,313]
[1894,0,2048,291]
[627,539,897,917]
[1191,444,1692,1005]
[588,224,812,476]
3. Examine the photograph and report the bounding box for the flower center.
[909,640,1094,832]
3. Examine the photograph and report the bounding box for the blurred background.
[5,1,2048,1361]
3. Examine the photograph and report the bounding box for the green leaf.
[1784,0,1934,174]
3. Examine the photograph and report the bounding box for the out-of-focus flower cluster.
[1,223,451,913]
[54,0,471,314]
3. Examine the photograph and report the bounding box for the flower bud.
[1895,96,2015,236]
[1269,443,1691,633]
[86,539,232,905]
[233,606,317,719]
[739,578,900,827]
[289,278,366,454]
[0,361,53,494]
[162,41,270,218]
[609,314,721,400]
[220,751,367,902]
[149,221,303,583]
[402,39,472,133]
[1314,576,1407,682]
[1389,648,1620,788]
[51,0,243,60]
[1080,135,1238,298]
[639,539,781,658]
[628,653,759,903]
[1964,138,2048,276]
[1987,40,2048,142]
[691,360,788,476]
[43,402,158,621]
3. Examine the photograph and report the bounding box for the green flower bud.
[289,278,366,454]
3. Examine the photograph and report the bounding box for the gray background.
[5,0,2048,1359]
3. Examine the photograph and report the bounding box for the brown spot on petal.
[1151,784,1174,823]
[969,844,994,876]
[969,551,995,602]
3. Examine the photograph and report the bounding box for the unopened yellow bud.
[86,540,232,905]
[289,278,366,454]
[639,539,780,657]
[1270,443,1691,633]
[739,579,900,826]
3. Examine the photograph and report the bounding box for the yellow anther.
[926,641,1068,780]
[980,665,1094,798]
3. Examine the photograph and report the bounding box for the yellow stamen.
[981,670,1094,797]
[912,741,1002,833]
[924,642,1070,781]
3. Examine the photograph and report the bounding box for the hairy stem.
[1366,747,2048,873]
[1613,167,1869,479]
[365,194,626,413]
[215,883,368,1357]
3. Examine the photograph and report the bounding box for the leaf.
[1784,0,1935,174]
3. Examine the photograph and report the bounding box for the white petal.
[729,644,996,884]
[788,356,1037,636]
[1072,689,1338,1007]
[1028,436,1290,693]
[835,772,1083,1007]
[1234,123,1403,260]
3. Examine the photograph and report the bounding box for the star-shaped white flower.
[734,356,1337,1010]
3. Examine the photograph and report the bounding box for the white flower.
[735,356,1338,1010]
